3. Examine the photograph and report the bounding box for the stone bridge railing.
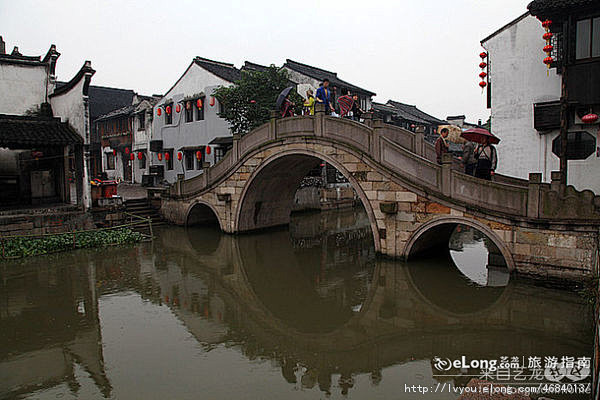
[169,108,600,224]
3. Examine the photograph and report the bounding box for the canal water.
[0,208,593,399]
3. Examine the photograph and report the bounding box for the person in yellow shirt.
[303,89,315,115]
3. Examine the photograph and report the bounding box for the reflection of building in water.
[0,259,111,398]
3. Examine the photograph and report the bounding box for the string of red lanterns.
[478,52,488,91]
[541,19,553,74]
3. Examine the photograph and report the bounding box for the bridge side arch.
[403,215,516,272]
[234,147,382,252]
[185,199,224,230]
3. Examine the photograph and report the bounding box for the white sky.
[0,0,530,123]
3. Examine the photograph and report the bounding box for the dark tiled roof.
[386,100,445,124]
[284,59,376,96]
[194,57,241,83]
[87,85,136,120]
[528,0,598,16]
[372,102,429,124]
[95,104,136,122]
[242,61,271,72]
[209,136,233,145]
[0,114,82,148]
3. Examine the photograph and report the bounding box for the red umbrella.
[460,127,500,145]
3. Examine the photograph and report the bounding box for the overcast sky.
[1,0,531,123]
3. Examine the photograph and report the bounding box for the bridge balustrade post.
[371,119,384,163]
[269,110,278,140]
[176,173,184,196]
[550,171,563,194]
[414,130,424,157]
[315,103,325,136]
[441,153,452,196]
[527,173,542,218]
[362,112,373,129]
[232,133,241,164]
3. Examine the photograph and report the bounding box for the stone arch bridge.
[161,109,600,281]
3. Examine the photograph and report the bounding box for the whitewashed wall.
[152,63,233,184]
[0,63,51,115]
[483,14,600,194]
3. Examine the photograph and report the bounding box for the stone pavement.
[117,183,148,200]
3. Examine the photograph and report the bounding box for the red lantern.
[479,52,487,59]
[479,81,487,88]
[543,32,553,40]
[157,108,162,116]
[210,96,215,107]
[164,152,170,161]
[197,98,203,109]
[112,149,116,156]
[137,152,143,160]
[130,153,134,161]
[479,62,487,69]
[125,147,129,154]
[543,56,553,65]
[581,113,599,124]
[250,100,256,104]
[205,145,211,155]
[479,72,487,78]
[158,153,163,161]
[166,105,172,115]
[542,19,552,28]
[410,124,416,129]
[543,44,554,54]
[176,104,181,113]
[196,150,202,160]
[177,152,182,161]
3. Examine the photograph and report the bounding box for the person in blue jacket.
[315,79,335,114]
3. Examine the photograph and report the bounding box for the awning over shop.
[0,114,82,149]
[178,145,205,151]
[209,136,233,146]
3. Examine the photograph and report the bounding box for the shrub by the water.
[1,228,143,259]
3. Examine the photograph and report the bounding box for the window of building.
[576,17,600,59]
[138,112,145,130]
[165,104,173,125]
[185,102,194,123]
[197,97,205,121]
[138,151,146,169]
[166,149,174,170]
[185,151,194,170]
[214,147,225,163]
[106,153,115,170]
[218,99,225,115]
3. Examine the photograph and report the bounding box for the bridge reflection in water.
[0,209,593,399]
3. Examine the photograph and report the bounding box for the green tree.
[214,66,303,135]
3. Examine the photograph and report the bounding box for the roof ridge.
[194,56,237,69]
[285,59,337,76]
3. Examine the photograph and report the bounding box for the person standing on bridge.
[316,79,335,115]
[461,140,477,176]
[303,89,315,115]
[435,128,450,164]
[474,137,497,180]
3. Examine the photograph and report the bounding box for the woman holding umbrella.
[474,137,497,180]
[460,127,499,180]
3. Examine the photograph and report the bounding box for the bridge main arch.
[234,148,381,250]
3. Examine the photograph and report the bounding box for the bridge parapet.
[167,106,600,225]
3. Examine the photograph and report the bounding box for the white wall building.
[151,57,238,184]
[0,36,95,208]
[482,12,600,193]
